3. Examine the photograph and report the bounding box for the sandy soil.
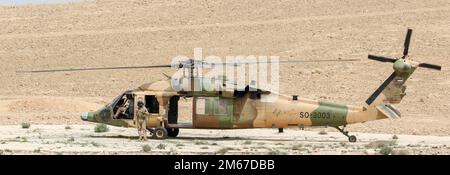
[0,124,449,155]
[0,0,449,151]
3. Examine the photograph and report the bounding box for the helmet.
[137,101,144,108]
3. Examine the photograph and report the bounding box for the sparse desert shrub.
[33,148,41,153]
[292,144,304,151]
[201,146,209,149]
[176,143,184,147]
[392,135,399,140]
[65,126,71,130]
[142,144,152,152]
[21,122,30,129]
[243,141,252,145]
[68,137,75,142]
[366,140,396,149]
[318,130,328,135]
[267,150,278,155]
[91,141,101,147]
[156,144,166,150]
[216,147,233,155]
[267,149,286,155]
[195,141,207,145]
[94,124,109,133]
[379,146,393,155]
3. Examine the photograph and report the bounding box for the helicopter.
[17,29,441,142]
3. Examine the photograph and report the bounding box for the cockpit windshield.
[109,90,134,119]
[110,90,132,108]
[110,93,125,107]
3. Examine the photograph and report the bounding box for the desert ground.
[1,124,449,155]
[0,0,449,154]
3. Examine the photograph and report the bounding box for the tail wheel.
[349,135,357,142]
[154,127,168,139]
[167,128,179,137]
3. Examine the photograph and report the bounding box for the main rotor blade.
[200,59,360,67]
[403,29,413,58]
[259,59,360,64]
[365,72,397,105]
[16,64,172,74]
[368,55,397,63]
[418,63,442,71]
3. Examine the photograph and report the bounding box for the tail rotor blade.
[368,55,397,63]
[403,29,413,58]
[365,72,397,105]
[418,63,442,70]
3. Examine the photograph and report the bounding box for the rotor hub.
[393,59,412,74]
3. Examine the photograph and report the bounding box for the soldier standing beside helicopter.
[136,99,149,141]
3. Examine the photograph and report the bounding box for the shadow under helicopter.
[88,134,372,143]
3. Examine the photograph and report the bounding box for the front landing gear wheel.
[348,135,357,142]
[167,128,179,137]
[147,128,156,139]
[154,127,168,139]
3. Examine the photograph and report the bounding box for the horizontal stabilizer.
[376,104,401,119]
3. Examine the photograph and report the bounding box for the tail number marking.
[299,112,331,119]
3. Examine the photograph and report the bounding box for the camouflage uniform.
[136,106,149,141]
[114,99,129,119]
[114,105,128,119]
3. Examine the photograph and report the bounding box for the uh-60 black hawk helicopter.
[18,29,441,142]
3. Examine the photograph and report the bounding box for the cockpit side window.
[111,93,126,113]
[111,91,134,119]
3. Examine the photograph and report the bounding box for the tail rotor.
[366,28,442,105]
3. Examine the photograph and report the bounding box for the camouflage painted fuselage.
[81,59,417,130]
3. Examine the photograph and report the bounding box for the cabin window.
[214,98,228,115]
[196,98,206,115]
[196,97,229,115]
[145,95,159,114]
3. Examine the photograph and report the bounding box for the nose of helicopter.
[80,112,91,121]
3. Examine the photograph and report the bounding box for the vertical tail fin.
[365,60,414,107]
[364,60,417,120]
